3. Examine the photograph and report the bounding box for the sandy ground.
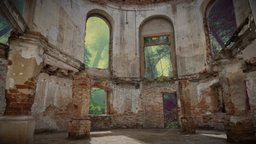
[34,129,228,144]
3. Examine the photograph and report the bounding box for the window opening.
[144,35,173,79]
[89,87,107,115]
[207,0,237,56]
[163,93,179,128]
[84,16,110,69]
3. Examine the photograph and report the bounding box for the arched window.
[140,17,176,79]
[0,15,11,45]
[89,87,107,115]
[206,0,236,56]
[84,16,110,69]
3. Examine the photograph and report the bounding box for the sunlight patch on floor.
[199,133,227,139]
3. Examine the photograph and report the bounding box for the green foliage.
[144,45,173,79]
[84,17,109,69]
[165,121,179,129]
[0,16,11,45]
[84,47,91,66]
[207,0,237,56]
[209,33,222,55]
[89,88,106,115]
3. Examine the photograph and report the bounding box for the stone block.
[68,118,91,139]
[0,116,35,144]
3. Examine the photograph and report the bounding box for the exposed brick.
[4,79,36,116]
[68,118,91,139]
[179,80,196,133]
[89,115,112,130]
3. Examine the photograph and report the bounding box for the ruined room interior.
[0,0,256,143]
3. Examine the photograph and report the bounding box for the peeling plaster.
[19,45,44,65]
[197,78,219,99]
[6,78,15,89]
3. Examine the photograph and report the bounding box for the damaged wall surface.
[141,81,178,128]
[32,0,85,62]
[246,71,256,130]
[26,0,254,132]
[32,73,73,131]
[1,1,254,140]
[31,0,209,78]
[0,44,8,115]
[26,0,212,131]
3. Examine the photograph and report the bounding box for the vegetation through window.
[89,87,107,115]
[144,35,173,79]
[84,16,110,69]
[0,15,12,45]
[163,93,179,128]
[207,0,236,56]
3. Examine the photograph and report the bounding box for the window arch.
[140,16,176,80]
[205,0,237,57]
[84,15,110,69]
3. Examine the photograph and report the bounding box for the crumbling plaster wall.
[233,0,251,26]
[111,83,142,128]
[188,78,225,129]
[33,0,209,78]
[32,73,73,132]
[30,0,224,130]
[242,37,256,131]
[141,81,178,128]
[246,71,256,129]
[231,0,256,132]
[82,0,213,128]
[242,39,256,60]
[32,0,85,62]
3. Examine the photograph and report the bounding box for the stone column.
[68,71,91,139]
[0,44,8,115]
[179,80,196,134]
[219,59,255,142]
[0,33,44,144]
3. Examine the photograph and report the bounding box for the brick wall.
[141,81,178,128]
[89,115,112,130]
[72,72,91,117]
[5,79,35,115]
[32,73,73,132]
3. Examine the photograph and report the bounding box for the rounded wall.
[140,16,174,36]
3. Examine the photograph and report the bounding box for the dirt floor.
[34,129,228,144]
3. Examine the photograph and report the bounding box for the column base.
[0,116,35,144]
[225,115,256,143]
[68,117,91,139]
[181,116,196,134]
